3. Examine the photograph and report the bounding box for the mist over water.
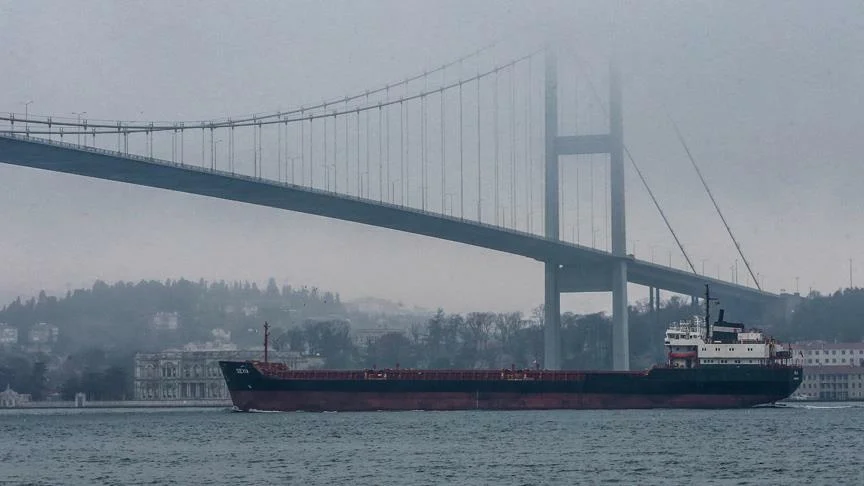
[2,1,864,313]
[1,405,862,485]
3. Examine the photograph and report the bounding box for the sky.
[1,0,863,315]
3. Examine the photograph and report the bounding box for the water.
[1,404,863,485]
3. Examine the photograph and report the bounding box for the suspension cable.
[570,52,698,274]
[667,115,760,289]
[0,51,541,136]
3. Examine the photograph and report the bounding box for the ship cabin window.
[715,347,720,351]
[702,347,706,351]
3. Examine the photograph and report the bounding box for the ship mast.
[263,321,270,364]
[704,284,718,342]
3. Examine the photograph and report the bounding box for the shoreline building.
[133,347,323,401]
[791,342,864,400]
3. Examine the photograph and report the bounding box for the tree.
[29,361,47,400]
[363,332,417,369]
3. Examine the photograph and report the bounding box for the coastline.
[5,399,232,409]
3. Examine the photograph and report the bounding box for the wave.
[781,402,864,410]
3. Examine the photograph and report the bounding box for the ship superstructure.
[665,312,793,368]
[665,287,793,369]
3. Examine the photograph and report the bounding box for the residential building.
[28,322,59,344]
[351,326,408,347]
[0,323,18,345]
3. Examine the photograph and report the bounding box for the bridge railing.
[1,133,612,252]
[0,133,774,298]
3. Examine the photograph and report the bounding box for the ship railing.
[255,366,649,381]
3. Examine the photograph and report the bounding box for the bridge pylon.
[543,46,629,371]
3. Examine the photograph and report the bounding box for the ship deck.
[250,361,652,381]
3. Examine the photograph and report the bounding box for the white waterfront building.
[789,342,864,400]
[133,348,323,401]
[791,342,864,367]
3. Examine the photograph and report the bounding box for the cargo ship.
[219,288,802,411]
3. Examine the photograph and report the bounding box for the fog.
[1,0,863,314]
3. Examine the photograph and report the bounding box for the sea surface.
[1,403,862,485]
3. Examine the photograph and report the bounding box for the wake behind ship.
[219,292,801,412]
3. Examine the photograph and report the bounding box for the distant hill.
[0,278,348,353]
[344,296,432,317]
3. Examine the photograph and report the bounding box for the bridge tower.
[543,46,629,371]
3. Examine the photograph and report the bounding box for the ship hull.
[226,390,787,412]
[219,361,802,412]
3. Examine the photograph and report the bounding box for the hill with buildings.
[1,280,863,403]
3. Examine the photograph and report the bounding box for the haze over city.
[2,0,863,314]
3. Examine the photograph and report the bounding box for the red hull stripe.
[229,390,783,411]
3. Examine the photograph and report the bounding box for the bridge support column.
[543,45,562,370]
[544,263,561,370]
[611,262,629,370]
[609,58,629,370]
[649,286,655,312]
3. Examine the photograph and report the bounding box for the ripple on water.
[0,405,863,485]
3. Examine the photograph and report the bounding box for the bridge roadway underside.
[0,135,778,306]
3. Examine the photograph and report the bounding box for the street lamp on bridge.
[213,140,222,171]
[325,164,337,192]
[390,180,398,205]
[23,100,33,136]
[286,156,301,185]
[71,111,87,146]
[444,193,455,217]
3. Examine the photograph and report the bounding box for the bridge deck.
[0,134,778,304]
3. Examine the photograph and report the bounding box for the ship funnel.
[717,309,725,323]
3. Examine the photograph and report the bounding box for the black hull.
[219,361,802,412]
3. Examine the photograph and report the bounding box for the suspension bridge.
[0,43,786,371]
